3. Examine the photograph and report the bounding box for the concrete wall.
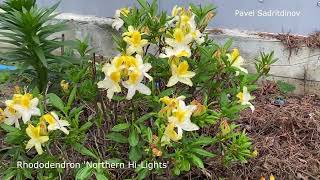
[22,0,320,35]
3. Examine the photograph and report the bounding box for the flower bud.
[152,147,163,157]
[220,120,231,136]
[270,174,275,180]
[251,149,259,158]
[14,86,21,94]
[38,119,48,136]
[191,100,206,116]
[0,108,5,123]
[60,80,69,93]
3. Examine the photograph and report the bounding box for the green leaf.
[137,167,149,180]
[189,154,204,169]
[137,0,148,9]
[128,127,139,147]
[2,168,16,180]
[73,143,98,159]
[191,136,214,146]
[1,124,18,133]
[95,172,108,180]
[223,38,233,50]
[180,159,191,171]
[191,148,216,157]
[106,132,128,143]
[79,122,93,132]
[34,47,47,68]
[136,113,156,124]
[111,123,130,132]
[67,86,77,111]
[47,93,65,113]
[76,166,93,180]
[129,146,142,161]
[158,88,175,97]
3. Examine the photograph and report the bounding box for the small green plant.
[277,80,296,94]
[254,51,278,82]
[0,0,74,91]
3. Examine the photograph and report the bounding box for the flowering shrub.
[0,0,277,179]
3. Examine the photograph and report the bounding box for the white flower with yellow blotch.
[161,122,183,146]
[134,54,153,81]
[166,5,183,26]
[26,124,49,155]
[165,28,193,47]
[168,100,199,132]
[123,26,148,55]
[42,112,70,135]
[159,96,186,117]
[189,18,205,44]
[237,86,255,112]
[112,8,130,30]
[3,104,21,128]
[159,45,191,58]
[167,60,196,87]
[97,63,122,100]
[7,93,41,124]
[122,67,151,100]
[229,48,248,76]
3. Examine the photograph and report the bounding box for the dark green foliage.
[0,0,72,91]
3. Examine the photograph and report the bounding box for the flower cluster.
[159,96,199,145]
[2,93,41,128]
[159,6,206,87]
[1,93,70,155]
[26,111,70,155]
[98,54,152,100]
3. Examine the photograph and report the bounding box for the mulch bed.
[203,84,320,180]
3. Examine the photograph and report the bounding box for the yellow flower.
[26,124,49,155]
[270,174,275,180]
[159,45,191,58]
[236,86,255,112]
[122,67,151,100]
[3,103,21,128]
[6,93,40,124]
[112,7,130,30]
[171,5,182,17]
[97,63,122,100]
[60,80,69,92]
[122,55,152,100]
[123,26,148,55]
[41,112,70,135]
[229,48,248,75]
[191,100,206,116]
[168,100,199,132]
[161,122,183,146]
[159,96,186,117]
[165,28,192,47]
[167,61,196,87]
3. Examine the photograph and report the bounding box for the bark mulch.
[204,83,320,180]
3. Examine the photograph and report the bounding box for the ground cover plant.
[0,0,277,179]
